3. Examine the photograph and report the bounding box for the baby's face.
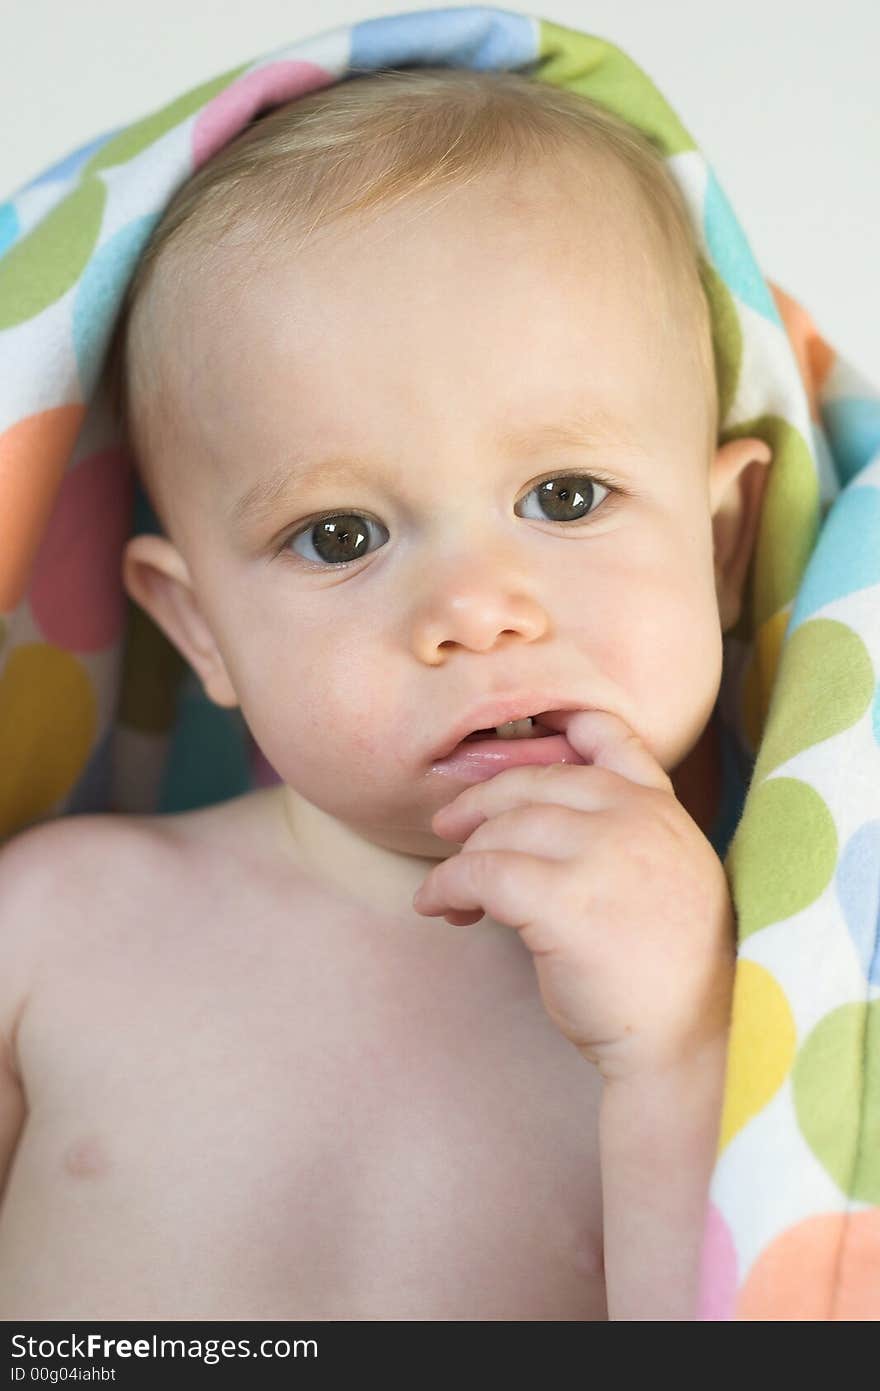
[128,157,760,860]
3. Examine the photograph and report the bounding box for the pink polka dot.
[193,62,336,170]
[696,1203,738,1320]
[30,447,134,652]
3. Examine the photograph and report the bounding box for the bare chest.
[9,841,606,1320]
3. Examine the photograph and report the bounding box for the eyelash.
[272,469,628,568]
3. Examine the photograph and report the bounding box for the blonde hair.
[104,65,718,533]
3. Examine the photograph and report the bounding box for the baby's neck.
[271,783,439,920]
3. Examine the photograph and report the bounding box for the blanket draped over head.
[1,5,878,1320]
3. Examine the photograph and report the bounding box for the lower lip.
[430,733,587,782]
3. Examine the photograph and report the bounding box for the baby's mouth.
[431,712,587,776]
[462,716,555,741]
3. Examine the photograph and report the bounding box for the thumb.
[538,709,674,793]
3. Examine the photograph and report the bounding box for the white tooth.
[494,717,535,739]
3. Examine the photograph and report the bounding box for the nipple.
[62,1134,108,1180]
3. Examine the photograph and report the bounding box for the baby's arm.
[0,1040,25,1206]
[0,831,40,1203]
[416,708,735,1318]
[598,1037,729,1320]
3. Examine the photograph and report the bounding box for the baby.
[0,68,772,1320]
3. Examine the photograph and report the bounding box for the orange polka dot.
[768,280,836,424]
[0,405,86,610]
[738,1209,880,1320]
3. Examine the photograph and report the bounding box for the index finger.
[536,709,674,794]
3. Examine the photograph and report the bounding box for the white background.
[3,0,878,378]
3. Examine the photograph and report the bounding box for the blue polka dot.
[67,726,114,815]
[350,6,538,72]
[836,820,880,986]
[0,200,20,257]
[26,129,125,188]
[823,396,880,486]
[789,484,880,628]
[703,169,781,325]
[72,214,161,396]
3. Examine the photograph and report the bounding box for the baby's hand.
[413,710,736,1082]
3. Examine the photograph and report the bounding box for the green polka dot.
[700,256,743,426]
[726,777,837,940]
[793,1001,880,1203]
[723,414,820,630]
[536,21,696,155]
[82,64,250,174]
[754,619,875,783]
[0,178,106,328]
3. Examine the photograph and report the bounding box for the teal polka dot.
[158,676,251,814]
[822,397,880,486]
[703,169,782,324]
[0,200,20,257]
[73,214,161,396]
[789,485,880,626]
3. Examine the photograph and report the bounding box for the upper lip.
[431,694,585,762]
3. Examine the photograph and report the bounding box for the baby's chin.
[273,776,444,854]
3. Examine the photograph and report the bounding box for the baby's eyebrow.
[227,405,642,533]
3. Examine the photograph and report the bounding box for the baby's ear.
[709,436,773,633]
[121,534,239,709]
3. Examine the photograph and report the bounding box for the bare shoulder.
[0,815,166,1056]
[0,787,293,961]
[1,811,169,893]
[0,813,174,943]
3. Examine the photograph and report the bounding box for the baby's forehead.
[141,165,709,464]
[170,150,656,297]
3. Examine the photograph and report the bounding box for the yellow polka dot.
[718,959,797,1153]
[0,644,97,839]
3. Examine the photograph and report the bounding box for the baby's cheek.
[579,577,720,754]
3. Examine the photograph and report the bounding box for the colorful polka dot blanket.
[1,5,879,1320]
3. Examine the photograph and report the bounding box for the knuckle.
[462,820,496,851]
[465,848,500,880]
[582,764,623,796]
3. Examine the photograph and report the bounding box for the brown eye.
[285,513,388,566]
[516,475,610,522]
[280,472,616,569]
